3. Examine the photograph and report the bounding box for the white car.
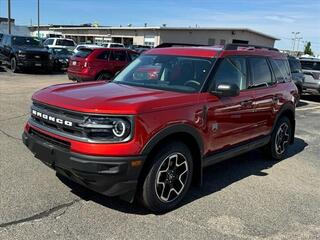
[73,44,103,54]
[102,42,125,48]
[43,38,76,49]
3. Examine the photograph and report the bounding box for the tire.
[140,141,193,212]
[266,116,292,160]
[10,57,19,73]
[96,72,112,81]
[296,86,302,106]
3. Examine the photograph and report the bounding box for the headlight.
[17,50,26,58]
[49,54,53,60]
[79,116,133,142]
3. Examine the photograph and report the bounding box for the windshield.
[52,48,74,55]
[113,55,214,93]
[12,37,41,47]
[300,60,320,71]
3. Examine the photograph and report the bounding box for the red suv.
[67,48,139,81]
[23,44,298,212]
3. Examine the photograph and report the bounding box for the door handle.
[240,100,253,107]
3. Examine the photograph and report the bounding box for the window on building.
[208,38,216,45]
[144,35,155,47]
[249,57,273,87]
[213,56,247,90]
[232,39,249,44]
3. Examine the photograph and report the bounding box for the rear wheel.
[140,141,193,212]
[266,117,292,160]
[97,72,112,81]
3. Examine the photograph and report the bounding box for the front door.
[205,56,256,153]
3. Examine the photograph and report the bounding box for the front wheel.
[10,57,19,73]
[140,141,193,212]
[266,116,292,160]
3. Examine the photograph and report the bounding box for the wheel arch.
[273,103,295,144]
[95,70,113,80]
[139,124,204,189]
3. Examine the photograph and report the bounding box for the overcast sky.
[0,0,319,54]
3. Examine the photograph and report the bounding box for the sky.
[0,0,319,54]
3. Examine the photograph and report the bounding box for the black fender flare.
[141,124,204,156]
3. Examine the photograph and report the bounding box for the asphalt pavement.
[0,68,320,240]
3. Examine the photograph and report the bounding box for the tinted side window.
[289,59,302,73]
[270,59,291,82]
[96,51,110,60]
[56,39,75,46]
[300,60,320,71]
[213,56,247,90]
[110,51,127,61]
[249,57,272,86]
[44,39,54,45]
[129,52,139,61]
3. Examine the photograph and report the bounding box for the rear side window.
[96,51,110,60]
[270,59,291,82]
[44,39,54,45]
[56,39,75,46]
[110,51,127,61]
[74,49,93,58]
[288,58,302,73]
[249,57,272,87]
[300,60,320,71]
[213,56,247,90]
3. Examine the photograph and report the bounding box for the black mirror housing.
[212,83,240,97]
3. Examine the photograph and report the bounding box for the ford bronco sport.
[23,43,298,212]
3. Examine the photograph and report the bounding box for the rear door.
[248,57,276,136]
[205,56,256,152]
[109,50,129,73]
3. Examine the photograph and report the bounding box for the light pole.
[292,32,300,52]
[37,0,40,38]
[296,37,303,52]
[7,0,11,34]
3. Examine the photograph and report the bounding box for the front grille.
[26,53,49,61]
[30,128,70,150]
[31,102,86,138]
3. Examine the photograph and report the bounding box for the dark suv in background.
[288,56,304,99]
[0,34,52,72]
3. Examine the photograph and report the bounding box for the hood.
[15,46,49,54]
[32,82,200,114]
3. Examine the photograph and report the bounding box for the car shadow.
[301,94,320,103]
[57,137,307,215]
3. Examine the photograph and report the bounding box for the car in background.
[287,56,304,99]
[43,38,76,50]
[299,58,320,95]
[102,42,125,48]
[48,47,74,71]
[128,45,151,53]
[73,44,103,54]
[0,34,52,72]
[67,47,139,81]
[0,33,3,65]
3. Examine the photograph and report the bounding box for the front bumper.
[17,59,52,69]
[22,130,146,201]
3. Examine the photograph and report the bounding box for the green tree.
[304,42,313,55]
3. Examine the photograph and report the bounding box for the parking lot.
[0,68,320,240]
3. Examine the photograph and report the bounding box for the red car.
[67,48,139,81]
[23,43,298,212]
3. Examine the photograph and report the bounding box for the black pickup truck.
[0,34,52,72]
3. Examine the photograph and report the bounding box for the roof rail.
[156,43,207,48]
[225,43,279,52]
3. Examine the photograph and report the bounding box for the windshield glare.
[113,55,213,93]
[12,37,41,47]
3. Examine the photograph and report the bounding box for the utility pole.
[37,0,40,38]
[291,32,300,52]
[8,0,11,34]
[296,37,303,52]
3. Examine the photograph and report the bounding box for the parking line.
[296,106,320,111]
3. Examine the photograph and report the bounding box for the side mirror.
[212,83,240,97]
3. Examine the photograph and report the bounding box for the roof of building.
[45,26,279,40]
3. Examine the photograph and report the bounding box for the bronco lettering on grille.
[32,109,73,127]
